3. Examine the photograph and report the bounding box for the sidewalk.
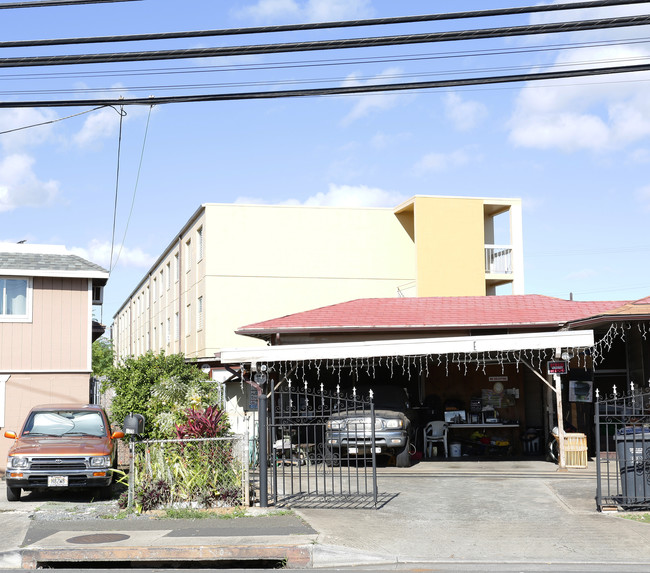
[3,460,650,569]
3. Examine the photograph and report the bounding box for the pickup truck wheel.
[395,439,411,468]
[6,486,21,502]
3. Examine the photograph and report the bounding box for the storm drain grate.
[65,533,131,544]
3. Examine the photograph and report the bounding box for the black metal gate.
[264,382,378,509]
[596,384,650,510]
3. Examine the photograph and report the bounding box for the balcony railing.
[485,245,513,274]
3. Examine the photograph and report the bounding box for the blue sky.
[1,0,650,325]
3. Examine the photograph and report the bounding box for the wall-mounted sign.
[547,361,568,375]
[489,376,508,382]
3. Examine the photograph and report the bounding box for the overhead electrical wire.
[2,61,649,108]
[2,34,650,84]
[0,0,648,47]
[2,14,650,69]
[0,0,140,8]
[1,53,648,97]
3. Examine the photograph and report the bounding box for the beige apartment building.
[112,195,524,365]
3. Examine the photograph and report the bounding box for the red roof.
[237,295,633,337]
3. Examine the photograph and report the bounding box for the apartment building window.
[197,226,204,261]
[174,312,180,341]
[185,303,191,336]
[166,262,171,290]
[153,326,157,349]
[146,330,150,350]
[159,270,164,298]
[1,278,31,322]
[197,296,203,331]
[146,286,149,309]
[152,277,157,300]
[174,252,179,282]
[185,239,191,273]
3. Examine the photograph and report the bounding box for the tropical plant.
[102,352,216,439]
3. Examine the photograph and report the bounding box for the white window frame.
[185,239,192,273]
[197,226,204,261]
[185,303,191,336]
[197,296,203,331]
[166,262,171,290]
[0,277,33,323]
[175,311,180,342]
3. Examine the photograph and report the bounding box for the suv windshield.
[22,410,106,438]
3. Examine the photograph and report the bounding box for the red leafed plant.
[175,405,228,439]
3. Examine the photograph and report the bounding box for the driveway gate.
[596,384,650,510]
[263,382,378,509]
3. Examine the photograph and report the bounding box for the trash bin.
[616,427,650,503]
[450,442,462,457]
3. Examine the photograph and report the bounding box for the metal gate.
[596,384,650,510]
[264,382,378,509]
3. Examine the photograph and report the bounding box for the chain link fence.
[126,434,250,510]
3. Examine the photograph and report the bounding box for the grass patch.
[622,513,650,524]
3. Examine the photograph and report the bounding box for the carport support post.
[553,371,567,472]
[258,391,268,507]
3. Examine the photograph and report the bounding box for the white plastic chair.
[423,421,448,458]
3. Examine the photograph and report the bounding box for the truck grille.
[29,457,87,471]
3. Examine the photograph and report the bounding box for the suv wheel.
[6,486,21,502]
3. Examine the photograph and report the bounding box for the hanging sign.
[547,361,568,375]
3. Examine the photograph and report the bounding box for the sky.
[1,0,650,326]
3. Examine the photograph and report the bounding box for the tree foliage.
[103,352,219,439]
[92,337,114,376]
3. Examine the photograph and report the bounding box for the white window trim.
[0,276,33,323]
[0,374,10,427]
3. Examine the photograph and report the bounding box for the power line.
[2,14,650,68]
[1,61,649,108]
[0,104,106,133]
[0,0,140,8]
[1,0,648,48]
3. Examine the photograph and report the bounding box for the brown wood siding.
[0,277,89,372]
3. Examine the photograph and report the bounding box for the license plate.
[48,475,68,487]
[348,447,358,454]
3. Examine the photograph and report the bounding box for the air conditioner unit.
[92,285,104,305]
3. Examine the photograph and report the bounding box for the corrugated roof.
[237,295,633,336]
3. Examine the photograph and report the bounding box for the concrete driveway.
[3,459,650,570]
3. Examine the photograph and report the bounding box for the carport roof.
[236,295,629,340]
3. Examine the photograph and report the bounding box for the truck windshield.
[22,410,106,438]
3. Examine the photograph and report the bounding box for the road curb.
[3,544,313,570]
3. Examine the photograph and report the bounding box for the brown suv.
[4,404,124,502]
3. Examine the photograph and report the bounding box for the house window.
[0,278,31,322]
[197,227,204,261]
[197,296,203,331]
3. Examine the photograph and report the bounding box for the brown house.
[0,243,108,472]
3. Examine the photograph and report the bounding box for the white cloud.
[0,154,59,212]
[73,107,122,148]
[302,184,406,207]
[0,109,59,151]
[443,92,487,131]
[636,185,650,211]
[508,38,650,152]
[69,239,154,269]
[234,183,406,208]
[413,148,476,174]
[631,148,650,163]
[235,0,372,22]
[341,67,411,125]
[72,90,152,148]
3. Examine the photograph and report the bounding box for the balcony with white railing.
[485,245,513,275]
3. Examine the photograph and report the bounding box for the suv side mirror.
[4,431,17,439]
